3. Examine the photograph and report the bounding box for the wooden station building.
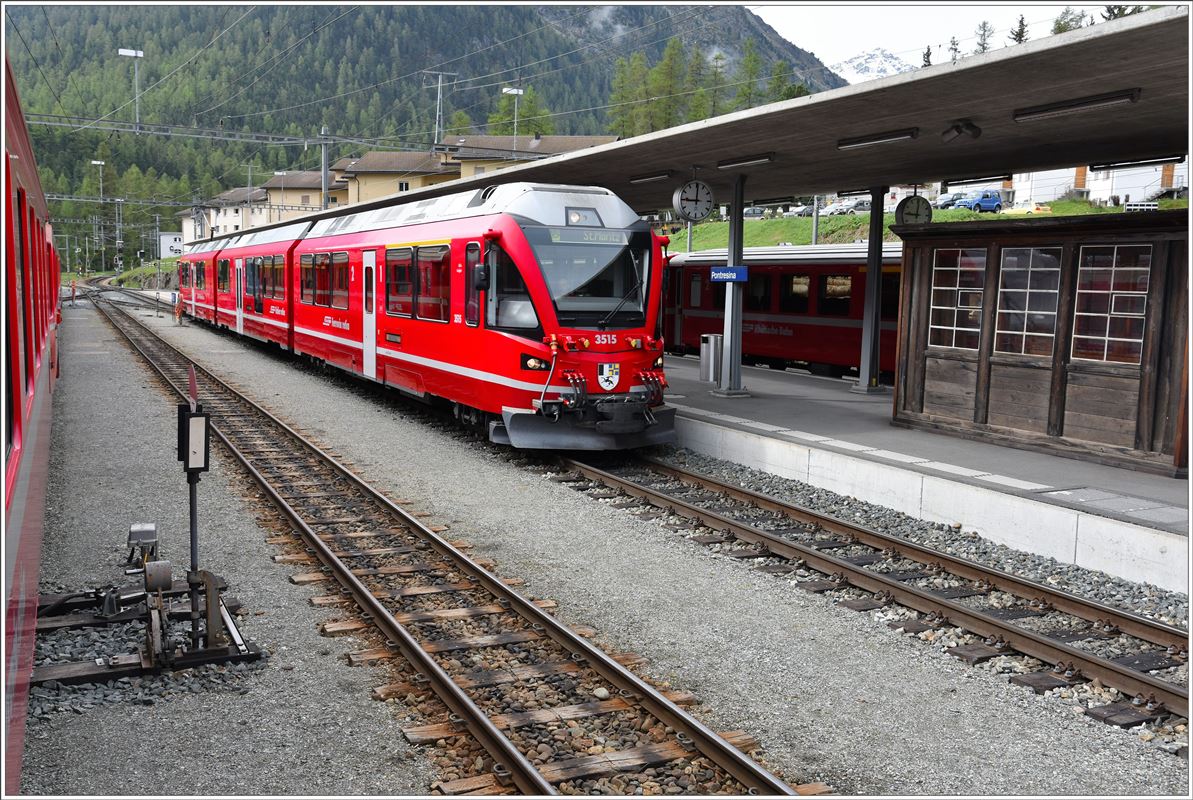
[891,210,1187,475]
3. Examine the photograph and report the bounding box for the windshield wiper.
[596,250,644,330]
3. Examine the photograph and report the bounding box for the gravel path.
[22,303,434,796]
[112,309,1191,795]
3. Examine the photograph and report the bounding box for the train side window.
[464,242,481,326]
[314,253,331,306]
[300,254,315,304]
[217,259,230,293]
[415,245,450,322]
[16,190,32,392]
[779,274,810,313]
[8,184,28,447]
[245,257,257,297]
[880,272,900,321]
[330,251,349,309]
[179,263,189,287]
[271,255,286,299]
[385,247,414,316]
[688,273,701,308]
[818,274,852,316]
[194,260,205,289]
[711,280,725,309]
[486,244,540,332]
[745,273,772,312]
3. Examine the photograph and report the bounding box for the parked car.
[825,198,871,215]
[782,205,808,217]
[954,189,1004,213]
[796,205,817,216]
[743,206,766,219]
[1003,200,1053,215]
[934,192,965,209]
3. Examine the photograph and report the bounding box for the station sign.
[709,265,748,282]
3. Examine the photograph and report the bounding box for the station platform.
[662,356,1189,593]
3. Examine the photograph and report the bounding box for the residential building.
[339,151,459,204]
[261,170,347,224]
[435,134,618,179]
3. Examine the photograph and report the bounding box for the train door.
[234,258,244,335]
[253,256,264,314]
[362,250,377,380]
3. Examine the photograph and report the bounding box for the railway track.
[89,295,820,796]
[559,456,1189,729]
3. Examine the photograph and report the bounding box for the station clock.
[895,194,933,225]
[672,180,715,222]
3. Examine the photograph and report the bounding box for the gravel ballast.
[95,308,1193,796]
[21,303,434,796]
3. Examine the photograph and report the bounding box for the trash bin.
[699,333,723,383]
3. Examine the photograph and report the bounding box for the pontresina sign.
[709,265,748,282]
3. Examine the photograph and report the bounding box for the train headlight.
[521,354,551,370]
[653,355,664,369]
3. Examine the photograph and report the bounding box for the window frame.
[993,245,1062,358]
[816,273,853,317]
[927,247,988,351]
[330,251,350,310]
[414,244,451,323]
[1071,243,1152,365]
[384,247,415,317]
[778,272,810,314]
[464,242,481,327]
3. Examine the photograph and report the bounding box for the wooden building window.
[929,248,986,350]
[1072,244,1151,365]
[994,246,1061,357]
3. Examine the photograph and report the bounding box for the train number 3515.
[594,334,618,345]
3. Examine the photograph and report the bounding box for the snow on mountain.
[829,48,916,85]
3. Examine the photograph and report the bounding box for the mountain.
[829,48,916,85]
[4,5,844,266]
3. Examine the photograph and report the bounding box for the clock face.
[673,180,715,222]
[896,194,933,225]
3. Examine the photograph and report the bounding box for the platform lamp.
[501,86,524,150]
[118,48,145,132]
[91,160,105,273]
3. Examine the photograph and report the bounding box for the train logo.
[597,363,621,390]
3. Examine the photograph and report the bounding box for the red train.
[179,184,674,449]
[665,243,902,377]
[5,57,62,793]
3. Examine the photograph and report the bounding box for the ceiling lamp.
[1013,88,1141,122]
[837,128,919,150]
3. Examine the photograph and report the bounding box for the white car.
[782,205,808,217]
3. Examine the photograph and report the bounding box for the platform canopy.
[336,6,1188,216]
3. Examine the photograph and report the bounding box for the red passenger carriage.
[178,241,219,323]
[665,244,902,376]
[5,57,62,792]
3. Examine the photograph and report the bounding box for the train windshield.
[522,225,651,329]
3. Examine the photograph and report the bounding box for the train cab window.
[464,243,481,326]
[385,248,414,316]
[179,263,190,287]
[818,274,852,316]
[330,252,349,309]
[745,274,772,312]
[779,274,810,313]
[300,254,315,303]
[217,259,230,293]
[194,260,206,289]
[880,272,900,321]
[486,244,540,332]
[688,273,702,308]
[415,245,450,322]
[270,255,285,299]
[314,253,331,306]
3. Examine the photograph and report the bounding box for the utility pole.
[240,162,256,230]
[154,213,161,260]
[91,160,106,272]
[115,198,125,271]
[811,195,821,245]
[320,125,330,210]
[423,70,458,149]
[502,86,524,148]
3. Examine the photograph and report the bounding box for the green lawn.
[666,200,1187,252]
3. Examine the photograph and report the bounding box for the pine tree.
[1101,5,1144,21]
[974,21,995,53]
[607,57,635,137]
[686,87,711,123]
[486,86,554,137]
[921,46,932,67]
[1052,7,1089,33]
[708,53,728,117]
[767,60,793,102]
[647,38,688,131]
[733,38,763,110]
[1008,15,1030,44]
[948,37,960,63]
[446,110,473,136]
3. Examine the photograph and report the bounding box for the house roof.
[437,134,619,161]
[331,156,359,172]
[208,187,269,206]
[340,150,458,175]
[262,170,347,191]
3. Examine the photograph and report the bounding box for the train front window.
[522,225,650,329]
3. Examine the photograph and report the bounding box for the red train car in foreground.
[665,243,902,377]
[5,57,62,793]
[179,183,674,449]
